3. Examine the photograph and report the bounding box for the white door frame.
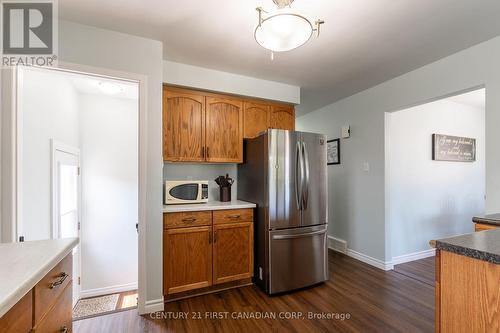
[8,62,152,314]
[51,140,81,306]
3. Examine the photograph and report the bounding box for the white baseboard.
[80,282,138,299]
[392,248,435,265]
[328,235,347,254]
[327,235,393,271]
[142,298,164,314]
[346,249,394,271]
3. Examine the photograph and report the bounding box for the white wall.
[163,60,300,104]
[297,35,500,263]
[58,20,164,306]
[388,96,485,258]
[20,69,80,241]
[79,93,138,294]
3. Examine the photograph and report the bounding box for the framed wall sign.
[327,139,340,165]
[432,134,476,162]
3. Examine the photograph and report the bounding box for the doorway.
[16,65,141,317]
[386,88,486,265]
[52,140,81,307]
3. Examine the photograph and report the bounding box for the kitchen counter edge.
[163,200,256,213]
[430,229,500,265]
[0,237,78,318]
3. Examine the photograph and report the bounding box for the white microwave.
[165,180,209,205]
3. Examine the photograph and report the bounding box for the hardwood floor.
[394,257,435,287]
[74,251,435,333]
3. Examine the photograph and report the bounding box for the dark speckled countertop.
[473,213,500,226]
[431,229,500,265]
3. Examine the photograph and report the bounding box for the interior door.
[300,132,328,227]
[53,148,81,307]
[163,88,206,162]
[205,97,243,163]
[268,129,301,230]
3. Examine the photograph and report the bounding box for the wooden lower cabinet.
[474,222,498,232]
[163,209,254,298]
[33,283,72,333]
[0,254,73,333]
[0,290,32,333]
[213,222,253,284]
[163,226,213,294]
[435,249,500,332]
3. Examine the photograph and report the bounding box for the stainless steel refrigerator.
[238,129,328,294]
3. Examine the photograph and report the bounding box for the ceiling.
[59,0,500,116]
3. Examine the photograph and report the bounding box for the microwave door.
[169,184,199,201]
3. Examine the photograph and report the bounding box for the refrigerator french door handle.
[295,141,303,209]
[301,141,310,210]
[272,229,327,240]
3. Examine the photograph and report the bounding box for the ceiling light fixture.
[97,81,123,95]
[255,0,324,57]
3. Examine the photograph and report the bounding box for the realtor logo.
[1,0,58,67]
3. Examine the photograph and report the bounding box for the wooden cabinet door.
[163,226,212,295]
[163,88,205,161]
[243,101,270,138]
[270,104,295,130]
[205,97,243,163]
[213,222,253,284]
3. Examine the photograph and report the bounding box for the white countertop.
[0,238,78,318]
[163,200,256,213]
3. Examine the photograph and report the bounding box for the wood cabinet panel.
[34,254,72,325]
[270,104,295,130]
[33,283,72,333]
[164,226,213,294]
[164,211,212,229]
[205,97,243,163]
[438,250,500,333]
[243,101,270,138]
[474,223,498,232]
[213,222,253,284]
[163,89,205,162]
[213,209,253,225]
[0,290,32,333]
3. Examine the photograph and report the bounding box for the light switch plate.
[341,126,351,138]
[363,162,370,172]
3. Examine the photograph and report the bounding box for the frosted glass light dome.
[255,10,314,52]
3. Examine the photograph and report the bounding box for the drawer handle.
[50,272,69,289]
[181,218,197,223]
[228,215,241,219]
[60,326,68,333]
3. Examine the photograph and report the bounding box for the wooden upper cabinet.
[243,101,270,139]
[213,221,253,284]
[205,97,243,163]
[163,85,295,162]
[163,88,205,162]
[270,104,295,130]
[163,226,213,295]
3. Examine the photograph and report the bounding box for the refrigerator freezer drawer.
[269,225,328,294]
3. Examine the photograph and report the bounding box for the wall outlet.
[363,162,370,172]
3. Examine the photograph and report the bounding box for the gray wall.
[163,164,237,202]
[297,35,500,263]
